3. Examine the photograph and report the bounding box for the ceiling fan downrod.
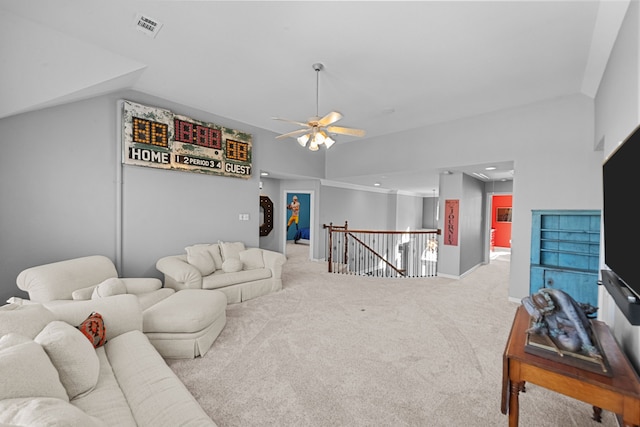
[312,63,323,118]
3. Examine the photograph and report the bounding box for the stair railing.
[323,221,440,277]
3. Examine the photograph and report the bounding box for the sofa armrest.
[42,294,143,341]
[155,255,203,291]
[121,277,163,295]
[262,249,287,279]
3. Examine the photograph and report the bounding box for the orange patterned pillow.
[77,312,106,348]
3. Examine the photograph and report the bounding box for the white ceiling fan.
[273,63,366,151]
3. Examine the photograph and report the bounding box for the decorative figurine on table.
[521,288,605,370]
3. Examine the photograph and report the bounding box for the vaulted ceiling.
[0,1,628,194]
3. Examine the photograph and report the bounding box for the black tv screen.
[603,123,640,299]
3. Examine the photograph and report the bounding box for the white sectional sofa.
[156,241,287,303]
[0,295,216,427]
[16,255,227,359]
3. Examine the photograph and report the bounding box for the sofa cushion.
[105,330,215,426]
[35,321,100,400]
[0,303,56,339]
[222,258,243,273]
[203,268,272,290]
[239,248,265,270]
[143,290,225,334]
[0,335,69,401]
[136,288,175,311]
[219,241,246,261]
[185,244,216,275]
[77,312,107,348]
[0,397,107,427]
[71,347,136,427]
[91,278,127,299]
[72,285,97,300]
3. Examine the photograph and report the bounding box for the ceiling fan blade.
[272,117,310,128]
[275,128,310,140]
[317,111,342,127]
[326,126,366,137]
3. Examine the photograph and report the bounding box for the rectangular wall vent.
[134,13,163,38]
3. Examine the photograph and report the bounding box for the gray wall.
[395,193,424,231]
[459,174,485,274]
[422,197,439,230]
[0,90,325,302]
[437,172,486,277]
[258,177,281,253]
[594,0,640,370]
[327,93,602,302]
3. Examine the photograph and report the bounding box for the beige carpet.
[167,243,617,427]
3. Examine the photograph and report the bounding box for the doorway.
[488,193,512,262]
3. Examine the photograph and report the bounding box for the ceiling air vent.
[134,13,163,38]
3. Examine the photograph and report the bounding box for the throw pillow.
[219,241,246,261]
[0,337,69,402]
[71,285,97,300]
[0,303,56,339]
[239,248,265,270]
[185,244,216,276]
[91,277,127,299]
[222,258,243,273]
[207,243,224,270]
[35,321,100,400]
[77,312,106,348]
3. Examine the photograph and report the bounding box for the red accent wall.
[491,194,512,248]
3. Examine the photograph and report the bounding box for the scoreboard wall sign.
[122,100,252,178]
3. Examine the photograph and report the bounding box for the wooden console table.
[501,305,640,427]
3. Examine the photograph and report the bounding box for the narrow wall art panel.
[122,100,252,178]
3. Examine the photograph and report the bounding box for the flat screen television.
[602,123,640,324]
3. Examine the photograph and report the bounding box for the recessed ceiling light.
[260,172,269,176]
[374,182,381,187]
[472,172,490,180]
[485,166,497,170]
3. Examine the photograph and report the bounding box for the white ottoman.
[143,289,227,359]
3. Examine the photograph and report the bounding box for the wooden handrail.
[323,221,440,277]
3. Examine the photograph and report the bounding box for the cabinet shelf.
[531,263,598,274]
[539,248,598,256]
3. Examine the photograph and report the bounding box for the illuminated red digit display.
[175,119,221,149]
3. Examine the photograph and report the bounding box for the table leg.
[509,381,525,427]
[592,406,602,422]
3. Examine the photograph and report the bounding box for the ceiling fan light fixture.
[324,136,335,149]
[273,62,365,151]
[297,134,309,147]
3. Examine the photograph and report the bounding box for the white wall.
[594,0,640,371]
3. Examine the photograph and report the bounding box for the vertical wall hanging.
[444,199,459,246]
